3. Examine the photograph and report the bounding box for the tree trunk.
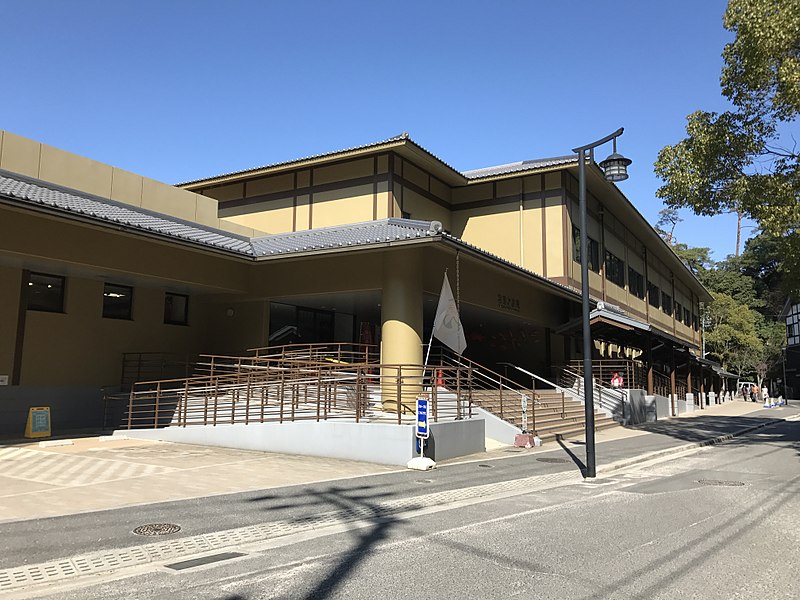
[735,210,742,257]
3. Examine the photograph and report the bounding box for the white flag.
[432,274,467,355]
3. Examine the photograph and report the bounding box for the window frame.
[604,250,625,288]
[628,267,645,299]
[572,225,600,273]
[164,292,189,326]
[661,291,673,316]
[26,272,66,313]
[102,283,134,320]
[648,282,660,308]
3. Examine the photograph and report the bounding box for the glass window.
[572,226,600,273]
[675,301,682,321]
[27,272,65,313]
[684,307,692,326]
[662,292,673,316]
[628,267,645,299]
[164,292,189,325]
[648,282,660,308]
[604,251,625,287]
[103,284,133,320]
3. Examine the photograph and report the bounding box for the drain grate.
[537,457,570,464]
[165,552,245,571]
[697,479,746,487]
[504,448,524,453]
[133,524,182,537]
[478,464,493,468]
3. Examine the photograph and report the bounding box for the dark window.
[662,292,673,316]
[103,284,133,320]
[572,226,600,273]
[401,210,411,219]
[628,267,645,299]
[675,301,682,321]
[648,282,660,308]
[684,307,692,326]
[27,272,65,313]
[693,313,699,331]
[164,293,189,325]
[604,251,625,287]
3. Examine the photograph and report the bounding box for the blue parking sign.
[416,397,429,439]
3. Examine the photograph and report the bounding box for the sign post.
[408,396,435,471]
[416,396,429,455]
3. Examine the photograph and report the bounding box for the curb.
[597,414,800,476]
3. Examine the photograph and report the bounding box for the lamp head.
[599,152,632,182]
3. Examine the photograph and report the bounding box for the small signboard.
[416,397,429,439]
[24,406,51,439]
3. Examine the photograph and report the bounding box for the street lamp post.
[572,128,631,478]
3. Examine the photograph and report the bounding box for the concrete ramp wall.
[116,418,485,466]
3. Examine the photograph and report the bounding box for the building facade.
[0,130,717,433]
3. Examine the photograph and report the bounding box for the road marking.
[0,469,581,593]
[0,447,177,490]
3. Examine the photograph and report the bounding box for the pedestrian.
[611,372,623,388]
[751,384,758,403]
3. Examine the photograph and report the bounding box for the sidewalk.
[0,400,797,523]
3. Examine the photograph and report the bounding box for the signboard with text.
[416,397,429,439]
[24,406,51,439]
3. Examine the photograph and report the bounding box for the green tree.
[703,291,763,377]
[654,0,800,293]
[655,207,683,244]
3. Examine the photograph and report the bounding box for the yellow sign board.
[24,406,51,439]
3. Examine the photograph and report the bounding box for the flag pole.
[423,269,447,382]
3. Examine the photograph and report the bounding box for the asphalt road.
[15,417,800,599]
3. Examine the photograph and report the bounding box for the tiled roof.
[250,219,440,256]
[462,155,577,180]
[176,134,577,187]
[0,170,255,256]
[176,134,410,186]
[0,170,443,259]
[0,168,580,301]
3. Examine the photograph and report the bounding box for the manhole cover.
[478,464,493,468]
[133,523,182,536]
[697,479,746,487]
[537,457,570,464]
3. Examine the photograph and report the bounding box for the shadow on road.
[233,482,423,599]
[627,413,794,444]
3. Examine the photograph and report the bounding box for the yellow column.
[380,249,423,412]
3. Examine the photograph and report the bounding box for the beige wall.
[19,276,204,385]
[0,265,21,381]
[0,208,250,294]
[0,130,263,237]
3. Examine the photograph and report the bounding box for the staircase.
[470,388,619,442]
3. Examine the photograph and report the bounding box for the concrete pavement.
[0,399,796,523]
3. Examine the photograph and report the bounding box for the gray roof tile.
[0,170,256,256]
[462,155,577,179]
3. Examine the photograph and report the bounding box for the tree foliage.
[654,0,800,294]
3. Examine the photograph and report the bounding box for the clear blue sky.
[2,0,754,259]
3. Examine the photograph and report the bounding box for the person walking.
[611,372,624,388]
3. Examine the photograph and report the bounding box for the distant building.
[781,299,800,397]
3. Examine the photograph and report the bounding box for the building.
[0,130,726,439]
[782,299,799,398]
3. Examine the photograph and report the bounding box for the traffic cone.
[436,369,444,389]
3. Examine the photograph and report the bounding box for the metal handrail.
[558,365,627,416]
[123,358,473,429]
[430,349,537,430]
